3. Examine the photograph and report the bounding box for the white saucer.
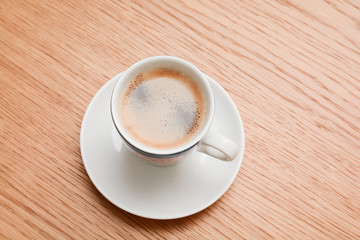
[80,73,245,219]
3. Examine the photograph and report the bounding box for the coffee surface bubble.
[120,68,205,149]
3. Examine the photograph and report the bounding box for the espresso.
[120,68,205,149]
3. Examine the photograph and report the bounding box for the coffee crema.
[120,68,205,149]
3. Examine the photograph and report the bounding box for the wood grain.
[1,0,360,239]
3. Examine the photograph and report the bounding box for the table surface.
[1,0,360,239]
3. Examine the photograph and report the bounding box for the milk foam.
[121,69,204,149]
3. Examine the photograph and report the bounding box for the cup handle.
[197,131,239,161]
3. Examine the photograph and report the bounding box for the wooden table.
[1,0,359,239]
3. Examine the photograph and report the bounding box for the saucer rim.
[80,73,245,219]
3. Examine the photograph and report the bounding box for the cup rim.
[110,56,215,156]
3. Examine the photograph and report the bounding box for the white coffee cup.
[111,56,239,165]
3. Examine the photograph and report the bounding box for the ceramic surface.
[80,73,245,219]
